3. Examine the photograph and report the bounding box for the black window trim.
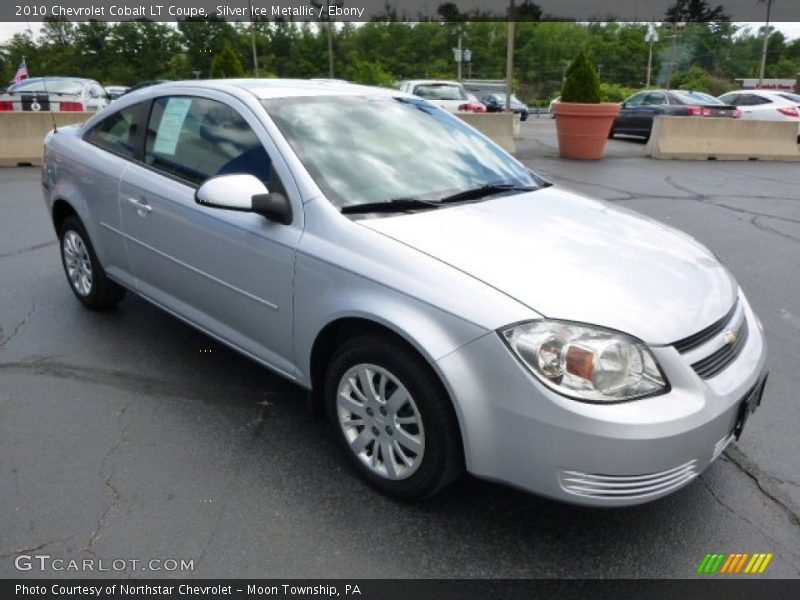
[82,100,151,163]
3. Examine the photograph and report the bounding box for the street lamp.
[644,23,659,88]
[311,0,343,78]
[247,0,259,77]
[757,0,775,86]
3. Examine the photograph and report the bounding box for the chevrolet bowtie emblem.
[724,330,738,346]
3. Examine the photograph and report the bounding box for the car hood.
[359,187,737,344]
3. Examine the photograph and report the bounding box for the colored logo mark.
[696,552,773,574]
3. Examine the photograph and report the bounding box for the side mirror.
[195,174,292,225]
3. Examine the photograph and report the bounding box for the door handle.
[127,197,152,215]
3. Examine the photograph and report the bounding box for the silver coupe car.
[42,79,767,505]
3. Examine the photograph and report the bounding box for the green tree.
[560,48,602,103]
[210,43,245,78]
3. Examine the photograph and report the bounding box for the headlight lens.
[501,320,668,403]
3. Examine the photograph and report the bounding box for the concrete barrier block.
[0,112,88,167]
[645,115,800,161]
[456,112,516,154]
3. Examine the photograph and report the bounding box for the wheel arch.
[306,315,469,454]
[52,198,80,234]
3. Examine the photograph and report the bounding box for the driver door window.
[144,96,285,195]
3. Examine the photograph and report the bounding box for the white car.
[105,85,130,101]
[717,90,800,120]
[548,96,560,118]
[1,77,109,112]
[399,79,474,113]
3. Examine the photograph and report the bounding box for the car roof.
[723,89,792,97]
[402,79,464,87]
[147,78,403,101]
[13,77,94,84]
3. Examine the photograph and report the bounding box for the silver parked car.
[42,80,767,505]
[3,77,109,112]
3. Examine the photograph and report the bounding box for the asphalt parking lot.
[1,119,799,578]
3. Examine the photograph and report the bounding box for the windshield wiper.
[435,182,539,204]
[341,198,441,215]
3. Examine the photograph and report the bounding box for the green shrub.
[670,66,733,97]
[599,83,637,103]
[560,49,602,104]
[210,44,245,79]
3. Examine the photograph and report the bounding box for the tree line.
[1,6,798,101]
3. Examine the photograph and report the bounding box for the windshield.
[492,93,523,104]
[779,93,800,103]
[413,84,467,101]
[672,90,723,105]
[9,79,84,95]
[264,95,539,209]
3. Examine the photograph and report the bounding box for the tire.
[324,334,464,500]
[608,127,615,139]
[59,216,126,310]
[521,113,528,122]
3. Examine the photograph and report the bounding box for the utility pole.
[505,0,515,112]
[247,0,259,77]
[758,0,774,86]
[457,31,462,81]
[666,21,680,89]
[645,23,658,88]
[311,0,342,78]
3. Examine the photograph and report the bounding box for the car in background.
[480,93,530,121]
[398,79,482,113]
[105,85,130,101]
[549,96,560,118]
[611,89,738,140]
[717,90,800,121]
[124,80,172,95]
[1,77,109,112]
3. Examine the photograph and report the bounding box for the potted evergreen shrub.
[552,49,620,159]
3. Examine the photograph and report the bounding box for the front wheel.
[324,334,464,500]
[59,216,126,310]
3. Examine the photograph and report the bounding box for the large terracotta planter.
[553,102,621,159]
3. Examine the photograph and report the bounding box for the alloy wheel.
[336,363,425,480]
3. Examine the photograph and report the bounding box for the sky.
[2,20,799,46]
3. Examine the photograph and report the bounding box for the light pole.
[645,23,658,88]
[505,0,515,113]
[758,0,774,86]
[665,21,684,89]
[311,0,343,78]
[247,0,259,77]
[452,29,469,81]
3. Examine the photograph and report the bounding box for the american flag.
[10,59,28,84]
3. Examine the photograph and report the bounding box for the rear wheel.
[59,216,126,310]
[324,334,463,500]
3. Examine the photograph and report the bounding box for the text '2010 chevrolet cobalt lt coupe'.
[42,79,767,505]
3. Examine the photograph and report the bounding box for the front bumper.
[436,296,767,506]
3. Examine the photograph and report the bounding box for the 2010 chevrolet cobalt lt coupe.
[42,80,767,505]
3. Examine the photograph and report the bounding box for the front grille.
[690,319,749,379]
[558,460,698,501]
[673,301,738,354]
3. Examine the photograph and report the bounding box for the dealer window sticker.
[153,97,193,156]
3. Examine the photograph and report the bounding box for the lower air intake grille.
[559,460,698,501]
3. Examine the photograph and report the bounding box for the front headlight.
[500,320,668,403]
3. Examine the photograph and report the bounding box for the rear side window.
[643,92,666,105]
[84,103,145,158]
[144,96,280,190]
